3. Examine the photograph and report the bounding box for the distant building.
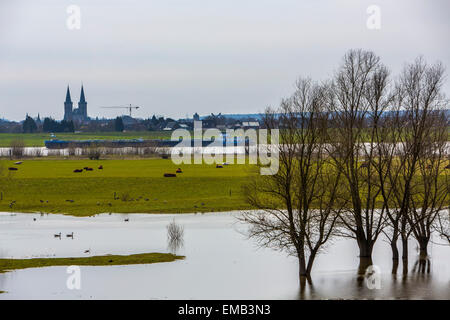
[242,121,259,129]
[202,119,216,128]
[64,85,88,122]
[163,121,179,131]
[193,112,200,121]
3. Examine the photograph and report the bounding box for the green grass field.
[0,158,254,215]
[0,253,184,274]
[0,131,174,147]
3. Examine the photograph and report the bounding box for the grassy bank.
[0,253,184,274]
[0,131,173,147]
[0,158,254,215]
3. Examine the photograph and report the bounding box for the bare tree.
[408,109,448,258]
[240,79,345,280]
[326,49,389,264]
[390,58,448,261]
[166,219,184,254]
[10,138,25,159]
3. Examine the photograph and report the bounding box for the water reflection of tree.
[166,219,184,254]
[167,237,184,255]
[412,258,431,275]
[298,276,315,300]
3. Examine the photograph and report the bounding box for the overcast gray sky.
[1,0,449,121]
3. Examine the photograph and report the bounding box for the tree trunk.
[305,251,317,275]
[357,256,373,286]
[391,227,399,274]
[391,233,399,261]
[402,258,408,275]
[298,274,313,299]
[298,256,307,279]
[401,236,408,261]
[392,259,399,274]
[357,238,373,259]
[400,214,408,261]
[417,237,429,260]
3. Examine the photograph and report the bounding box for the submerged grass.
[0,253,184,274]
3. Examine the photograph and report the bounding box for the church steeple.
[79,85,86,103]
[64,85,73,121]
[78,84,87,120]
[65,85,72,103]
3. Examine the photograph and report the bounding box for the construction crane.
[101,104,140,117]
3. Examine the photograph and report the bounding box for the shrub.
[10,139,25,159]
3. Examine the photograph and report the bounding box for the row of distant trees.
[3,113,261,134]
[242,49,449,281]
[21,116,75,133]
[20,116,123,133]
[13,115,179,133]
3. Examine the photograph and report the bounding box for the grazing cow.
[73,169,83,173]
[83,167,89,170]
[15,161,22,165]
[164,173,176,177]
[98,165,103,169]
[8,167,18,171]
[176,168,182,173]
[85,167,93,171]
[445,164,450,170]
[216,165,223,168]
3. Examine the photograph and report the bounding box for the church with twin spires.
[64,85,88,122]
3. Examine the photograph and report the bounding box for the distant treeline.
[42,118,75,133]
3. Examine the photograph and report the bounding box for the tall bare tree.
[240,78,345,280]
[326,49,389,264]
[408,110,448,257]
[390,58,449,261]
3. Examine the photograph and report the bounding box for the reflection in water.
[412,258,431,274]
[301,255,447,300]
[356,257,373,289]
[166,219,184,255]
[167,238,184,255]
[298,276,314,300]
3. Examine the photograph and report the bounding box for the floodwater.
[0,211,448,300]
[2,141,449,157]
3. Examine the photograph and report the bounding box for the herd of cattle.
[6,161,450,175]
[73,165,103,173]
